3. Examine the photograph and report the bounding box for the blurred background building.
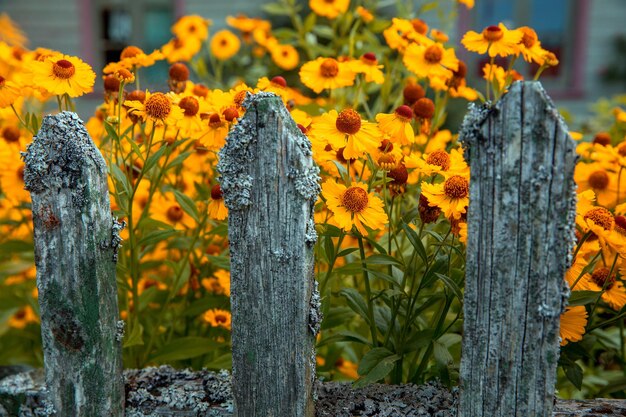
[1,0,625,121]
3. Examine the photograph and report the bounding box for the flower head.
[310,108,380,159]
[322,180,388,235]
[420,173,470,220]
[210,30,241,61]
[462,23,523,57]
[403,43,459,80]
[172,15,211,42]
[310,0,349,19]
[559,306,587,346]
[299,57,355,93]
[31,54,95,97]
[124,91,184,125]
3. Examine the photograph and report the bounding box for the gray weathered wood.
[22,112,125,416]
[458,81,577,417]
[218,93,320,417]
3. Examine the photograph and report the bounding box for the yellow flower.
[349,53,384,84]
[161,36,202,63]
[103,46,164,73]
[310,108,380,160]
[203,309,232,329]
[299,57,355,93]
[0,13,27,47]
[175,94,207,136]
[124,91,184,126]
[375,105,414,146]
[483,63,508,92]
[172,15,211,42]
[0,75,20,107]
[202,269,230,296]
[8,306,38,329]
[574,162,621,208]
[270,44,300,70]
[457,0,474,9]
[30,54,95,97]
[226,14,271,43]
[587,267,626,310]
[208,184,228,220]
[516,26,549,65]
[403,42,459,80]
[322,180,387,235]
[383,18,430,52]
[210,30,241,61]
[462,23,523,57]
[310,0,349,19]
[559,306,587,346]
[421,174,470,220]
[356,6,374,23]
[335,357,359,379]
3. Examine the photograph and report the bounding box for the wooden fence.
[2,81,578,416]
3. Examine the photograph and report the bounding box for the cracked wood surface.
[22,112,124,417]
[459,82,577,417]
[218,93,320,417]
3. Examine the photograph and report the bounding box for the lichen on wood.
[218,93,320,417]
[458,82,577,417]
[22,112,124,416]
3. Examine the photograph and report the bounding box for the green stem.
[358,233,378,347]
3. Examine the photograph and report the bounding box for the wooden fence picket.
[458,81,577,417]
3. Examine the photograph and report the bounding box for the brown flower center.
[211,184,223,200]
[103,75,120,92]
[444,175,469,199]
[121,46,144,59]
[52,59,76,79]
[2,126,20,143]
[482,25,504,42]
[426,150,451,171]
[208,113,222,127]
[378,153,396,170]
[193,83,209,98]
[394,105,413,120]
[336,108,362,134]
[413,97,435,119]
[126,90,146,103]
[361,52,377,65]
[215,314,228,324]
[403,84,425,105]
[588,170,609,190]
[520,28,537,48]
[222,107,239,122]
[424,45,443,64]
[166,205,184,222]
[144,93,171,119]
[115,68,134,82]
[179,96,199,117]
[592,132,611,146]
[342,186,368,213]
[320,58,339,78]
[378,139,394,152]
[591,267,615,289]
[411,18,428,35]
[615,215,626,235]
[271,76,287,87]
[388,163,408,185]
[234,90,248,106]
[584,207,614,230]
[169,63,190,81]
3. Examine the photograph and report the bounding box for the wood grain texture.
[218,93,320,417]
[23,112,124,416]
[458,82,577,417]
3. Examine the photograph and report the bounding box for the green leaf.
[138,229,179,247]
[104,121,119,141]
[339,288,370,324]
[173,189,200,222]
[123,320,144,347]
[354,347,399,387]
[0,240,33,253]
[262,2,291,15]
[303,13,316,32]
[317,330,371,347]
[143,145,168,173]
[205,352,232,370]
[401,221,427,262]
[433,341,453,365]
[150,337,216,362]
[336,247,359,257]
[312,26,335,39]
[568,291,601,306]
[401,329,435,353]
[366,254,404,268]
[435,273,463,301]
[562,361,583,390]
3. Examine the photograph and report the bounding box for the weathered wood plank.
[458,81,577,417]
[218,93,320,417]
[22,112,125,416]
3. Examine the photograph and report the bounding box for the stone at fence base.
[1,366,625,417]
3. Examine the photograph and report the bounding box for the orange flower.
[403,42,459,80]
[462,23,523,57]
[203,309,232,329]
[172,15,211,42]
[161,36,202,63]
[375,105,414,146]
[349,53,384,84]
[124,91,184,125]
[310,0,350,19]
[0,75,20,107]
[103,46,164,73]
[208,184,228,220]
[559,306,587,346]
[30,54,95,97]
[269,44,300,71]
[322,180,387,235]
[299,57,355,93]
[311,108,380,159]
[210,30,241,61]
